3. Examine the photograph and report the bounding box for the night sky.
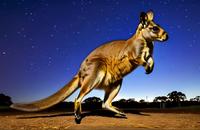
[0,0,200,103]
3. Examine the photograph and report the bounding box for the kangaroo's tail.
[10,75,79,112]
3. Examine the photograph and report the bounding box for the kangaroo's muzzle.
[161,32,168,41]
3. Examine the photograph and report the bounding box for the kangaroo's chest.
[100,56,136,86]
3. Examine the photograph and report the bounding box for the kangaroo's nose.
[165,34,168,41]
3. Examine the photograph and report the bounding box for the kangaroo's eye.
[152,26,160,32]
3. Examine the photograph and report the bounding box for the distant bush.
[0,93,12,106]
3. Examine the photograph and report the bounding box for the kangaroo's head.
[138,10,168,42]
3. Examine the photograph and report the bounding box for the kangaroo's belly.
[96,57,138,90]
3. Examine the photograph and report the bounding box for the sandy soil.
[0,110,200,130]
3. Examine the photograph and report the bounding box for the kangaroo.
[11,10,168,124]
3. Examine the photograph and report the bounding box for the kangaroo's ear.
[140,12,148,27]
[146,10,154,21]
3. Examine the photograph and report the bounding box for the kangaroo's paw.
[145,66,153,74]
[145,62,154,74]
[145,57,154,74]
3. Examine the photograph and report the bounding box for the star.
[184,8,188,12]
[48,57,52,60]
[45,3,49,7]
[31,18,35,22]
[177,25,181,29]
[129,32,133,35]
[162,1,169,5]
[56,48,60,51]
[30,63,34,66]
[2,51,6,55]
[95,28,100,32]
[115,1,119,5]
[48,60,52,66]
[31,45,35,49]
[193,34,197,38]
[187,28,191,32]
[189,44,193,48]
[53,25,57,29]
[21,27,25,31]
[88,0,92,5]
[105,17,109,22]
[3,34,8,38]
[192,39,196,44]
[50,34,54,38]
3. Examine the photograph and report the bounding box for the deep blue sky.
[0,0,200,102]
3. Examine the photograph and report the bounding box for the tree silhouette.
[83,97,102,110]
[0,93,12,106]
[127,98,136,103]
[118,99,126,103]
[153,96,168,108]
[194,96,200,102]
[83,96,102,103]
[153,96,168,102]
[190,96,200,102]
[139,99,145,103]
[167,91,186,102]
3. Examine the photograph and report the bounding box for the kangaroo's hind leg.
[74,62,106,124]
[102,79,126,117]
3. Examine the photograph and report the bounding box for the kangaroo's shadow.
[82,109,127,119]
[82,109,150,119]
[16,112,74,119]
[124,109,150,116]
[17,109,150,119]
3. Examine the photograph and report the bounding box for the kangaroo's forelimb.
[140,43,154,74]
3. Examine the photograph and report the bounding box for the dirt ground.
[0,109,200,130]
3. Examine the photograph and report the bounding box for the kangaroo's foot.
[74,112,82,124]
[102,103,126,117]
[74,98,82,124]
[113,106,126,116]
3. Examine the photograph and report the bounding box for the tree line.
[83,91,199,103]
[81,91,200,109]
[0,91,200,109]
